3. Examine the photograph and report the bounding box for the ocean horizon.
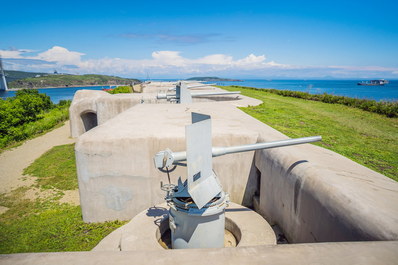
[218,79,398,102]
[1,80,397,103]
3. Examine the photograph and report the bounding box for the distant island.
[186,77,243,82]
[6,71,141,89]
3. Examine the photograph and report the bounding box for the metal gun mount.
[157,81,241,103]
[167,82,217,91]
[153,112,322,249]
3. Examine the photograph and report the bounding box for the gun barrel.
[191,91,241,97]
[169,136,321,164]
[212,136,321,157]
[157,93,167,99]
[157,93,177,100]
[187,84,216,89]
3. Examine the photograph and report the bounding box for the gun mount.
[157,81,241,103]
[153,112,321,249]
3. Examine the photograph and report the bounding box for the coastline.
[6,84,120,91]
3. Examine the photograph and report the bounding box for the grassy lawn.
[23,144,78,190]
[221,86,398,181]
[0,144,126,254]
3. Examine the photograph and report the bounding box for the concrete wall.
[69,90,165,138]
[254,140,398,243]
[69,90,139,137]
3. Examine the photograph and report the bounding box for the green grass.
[230,86,398,118]
[24,144,78,190]
[221,85,398,181]
[0,144,126,254]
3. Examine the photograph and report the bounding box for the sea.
[0,85,116,103]
[211,79,398,102]
[0,80,397,103]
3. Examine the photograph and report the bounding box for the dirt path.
[0,121,75,194]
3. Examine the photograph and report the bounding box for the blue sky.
[1,0,398,79]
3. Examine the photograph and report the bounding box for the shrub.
[106,86,133,94]
[0,91,70,150]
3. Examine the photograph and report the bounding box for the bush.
[0,91,70,150]
[106,86,133,94]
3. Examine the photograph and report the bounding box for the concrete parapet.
[69,90,159,137]
[254,140,398,242]
[69,90,137,137]
[2,241,398,265]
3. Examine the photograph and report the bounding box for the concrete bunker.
[80,111,98,132]
[4,82,398,263]
[75,102,398,248]
[70,82,398,259]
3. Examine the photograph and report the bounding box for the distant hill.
[8,73,141,89]
[186,76,243,82]
[4,70,49,83]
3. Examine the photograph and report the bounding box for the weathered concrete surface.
[75,100,398,243]
[132,83,143,93]
[69,83,260,137]
[69,90,155,138]
[92,202,276,251]
[75,103,264,222]
[2,241,398,265]
[254,140,398,243]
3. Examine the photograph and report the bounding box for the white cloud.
[35,46,85,65]
[0,50,25,58]
[195,54,233,65]
[151,51,186,66]
[235,54,265,65]
[2,46,398,78]
[0,46,286,75]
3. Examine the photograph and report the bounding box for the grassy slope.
[221,86,398,181]
[4,70,48,83]
[9,74,140,89]
[0,144,125,254]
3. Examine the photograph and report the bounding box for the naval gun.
[153,113,321,249]
[157,81,241,103]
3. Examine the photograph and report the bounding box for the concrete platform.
[92,202,276,251]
